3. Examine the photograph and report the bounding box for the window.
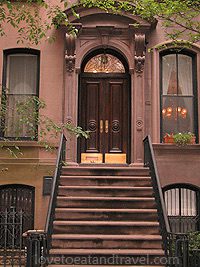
[84,53,125,73]
[164,184,200,233]
[0,184,35,248]
[160,51,198,140]
[1,49,39,139]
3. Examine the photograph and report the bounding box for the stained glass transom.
[84,54,125,73]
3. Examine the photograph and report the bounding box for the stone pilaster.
[133,33,146,164]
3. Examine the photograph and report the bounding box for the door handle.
[105,120,109,133]
[100,120,104,133]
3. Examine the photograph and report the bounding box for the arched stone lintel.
[65,6,156,30]
[75,41,133,71]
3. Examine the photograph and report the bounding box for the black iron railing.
[0,207,25,266]
[143,135,171,256]
[25,230,47,267]
[167,232,189,267]
[45,133,66,252]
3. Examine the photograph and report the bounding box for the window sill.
[0,140,57,148]
[153,143,200,150]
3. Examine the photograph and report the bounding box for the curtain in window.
[164,187,198,233]
[162,54,176,95]
[4,54,37,138]
[178,55,193,96]
[161,53,195,136]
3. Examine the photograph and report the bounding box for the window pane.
[84,54,125,73]
[4,54,38,138]
[178,55,193,96]
[162,54,177,95]
[7,54,37,95]
[165,188,179,216]
[181,188,196,216]
[4,95,36,138]
[162,96,194,134]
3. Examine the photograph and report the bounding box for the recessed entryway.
[78,49,130,164]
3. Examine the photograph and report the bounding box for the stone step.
[61,167,150,177]
[56,196,156,209]
[53,221,160,235]
[55,208,158,221]
[51,234,163,249]
[58,186,153,197]
[59,176,152,187]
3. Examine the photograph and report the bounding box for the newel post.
[24,230,47,267]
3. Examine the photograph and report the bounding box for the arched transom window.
[84,53,125,73]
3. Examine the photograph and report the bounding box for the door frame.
[77,71,131,164]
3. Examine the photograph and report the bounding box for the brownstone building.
[0,2,200,266]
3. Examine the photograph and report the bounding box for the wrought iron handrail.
[45,133,66,251]
[143,135,171,255]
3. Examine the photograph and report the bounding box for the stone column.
[132,33,146,165]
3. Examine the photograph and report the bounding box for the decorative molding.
[88,120,97,132]
[65,33,77,72]
[66,116,73,124]
[136,119,143,131]
[134,34,146,75]
[112,120,120,133]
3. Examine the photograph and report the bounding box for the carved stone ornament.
[134,34,146,75]
[65,33,77,72]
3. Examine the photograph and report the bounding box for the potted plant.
[173,132,196,146]
[163,133,175,144]
[163,132,196,145]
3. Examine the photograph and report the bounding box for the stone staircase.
[48,166,165,266]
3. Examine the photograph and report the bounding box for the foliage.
[0,0,199,45]
[0,95,89,152]
[173,132,195,146]
[163,132,196,145]
[189,231,200,251]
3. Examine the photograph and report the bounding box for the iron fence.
[0,207,25,266]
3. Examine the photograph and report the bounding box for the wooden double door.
[78,74,130,163]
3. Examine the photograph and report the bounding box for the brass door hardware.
[100,120,104,133]
[105,120,109,133]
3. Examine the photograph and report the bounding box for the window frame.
[1,48,40,140]
[160,49,198,142]
[163,183,200,233]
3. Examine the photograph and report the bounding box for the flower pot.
[190,136,196,144]
[163,135,174,143]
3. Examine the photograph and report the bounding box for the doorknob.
[105,120,109,133]
[100,120,104,133]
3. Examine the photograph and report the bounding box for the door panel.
[79,75,129,163]
[106,80,125,153]
[80,79,102,154]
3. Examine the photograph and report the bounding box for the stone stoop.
[48,166,166,266]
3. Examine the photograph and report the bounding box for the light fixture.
[162,106,187,120]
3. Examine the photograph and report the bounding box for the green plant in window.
[173,132,195,146]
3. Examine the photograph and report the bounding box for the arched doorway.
[78,49,130,164]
